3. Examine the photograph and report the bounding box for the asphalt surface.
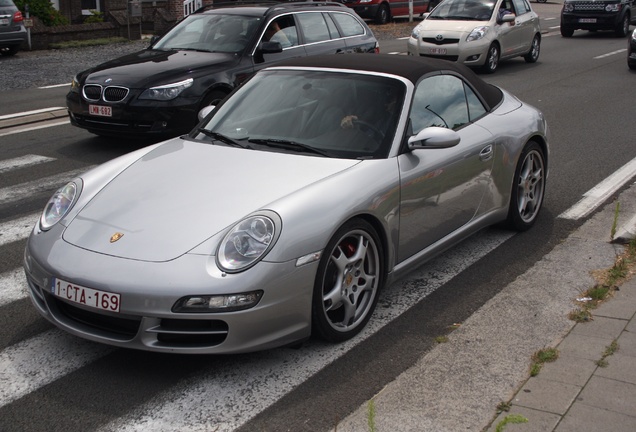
[331,183,636,431]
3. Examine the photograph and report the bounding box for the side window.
[297,12,332,44]
[323,13,341,39]
[410,75,470,134]
[464,83,486,121]
[262,16,298,48]
[512,0,531,14]
[330,12,365,37]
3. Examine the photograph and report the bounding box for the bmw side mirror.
[408,126,460,150]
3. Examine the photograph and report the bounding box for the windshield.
[429,0,496,21]
[153,14,260,53]
[193,70,406,160]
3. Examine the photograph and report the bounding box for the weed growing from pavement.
[367,400,376,432]
[596,340,620,368]
[610,201,620,241]
[495,414,528,431]
[529,347,559,377]
[435,335,449,343]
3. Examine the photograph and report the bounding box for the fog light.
[172,291,263,313]
[467,54,480,61]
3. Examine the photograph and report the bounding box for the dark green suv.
[560,0,634,37]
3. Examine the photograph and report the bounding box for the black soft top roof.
[271,54,504,111]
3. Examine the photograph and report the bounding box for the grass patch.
[49,37,133,49]
[529,347,559,376]
[596,340,620,368]
[435,335,449,343]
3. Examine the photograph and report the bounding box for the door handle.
[479,145,493,161]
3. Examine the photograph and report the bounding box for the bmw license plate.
[429,47,447,55]
[89,104,112,117]
[579,18,597,23]
[52,277,121,313]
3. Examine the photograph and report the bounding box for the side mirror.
[198,105,215,122]
[498,13,515,24]
[407,126,460,150]
[149,35,160,47]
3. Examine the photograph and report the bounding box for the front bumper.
[24,224,317,354]
[407,35,490,67]
[66,90,200,138]
[561,11,624,31]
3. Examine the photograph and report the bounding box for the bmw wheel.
[482,43,500,73]
[524,34,541,63]
[312,219,384,342]
[506,141,546,231]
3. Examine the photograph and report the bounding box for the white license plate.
[579,18,597,23]
[429,47,447,55]
[0,18,9,25]
[52,278,121,313]
[89,104,112,117]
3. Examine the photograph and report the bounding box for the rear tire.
[375,4,390,25]
[506,141,546,231]
[524,34,540,63]
[0,45,19,56]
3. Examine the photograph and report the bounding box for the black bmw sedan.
[66,2,379,139]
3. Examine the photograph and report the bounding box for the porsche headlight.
[40,181,80,231]
[467,26,490,42]
[217,215,277,273]
[139,78,194,101]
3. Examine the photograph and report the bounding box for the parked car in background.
[342,0,429,24]
[26,54,548,354]
[628,28,636,68]
[66,1,378,139]
[560,0,634,37]
[407,0,541,73]
[0,0,27,56]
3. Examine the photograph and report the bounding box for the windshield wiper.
[248,138,333,157]
[197,129,251,149]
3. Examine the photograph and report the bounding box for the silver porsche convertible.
[24,54,548,354]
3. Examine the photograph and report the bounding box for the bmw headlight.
[40,181,81,231]
[139,78,194,101]
[70,75,80,93]
[217,214,279,273]
[467,26,490,42]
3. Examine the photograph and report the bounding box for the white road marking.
[0,119,70,137]
[0,329,113,408]
[101,229,514,432]
[559,156,636,220]
[0,268,28,307]
[0,213,38,247]
[0,167,93,206]
[0,155,55,174]
[594,49,627,59]
[0,107,65,120]
[38,83,71,89]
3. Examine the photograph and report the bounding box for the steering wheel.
[352,119,384,141]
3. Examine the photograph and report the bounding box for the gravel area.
[0,20,415,91]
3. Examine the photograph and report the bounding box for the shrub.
[14,0,69,26]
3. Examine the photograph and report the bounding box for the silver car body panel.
[24,62,548,354]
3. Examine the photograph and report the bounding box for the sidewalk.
[331,182,636,432]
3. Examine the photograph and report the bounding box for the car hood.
[82,49,239,88]
[419,19,489,35]
[63,139,359,262]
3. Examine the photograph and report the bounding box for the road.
[2,4,636,430]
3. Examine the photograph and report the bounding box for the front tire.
[482,43,500,73]
[312,219,384,343]
[561,26,574,37]
[615,14,630,37]
[524,34,541,63]
[506,141,546,231]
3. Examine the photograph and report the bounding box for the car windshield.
[152,14,260,53]
[429,0,496,21]
[193,70,406,160]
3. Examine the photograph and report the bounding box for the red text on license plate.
[89,105,112,117]
[52,278,120,312]
[429,48,447,55]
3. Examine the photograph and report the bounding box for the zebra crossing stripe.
[0,329,113,408]
[0,155,55,174]
[0,268,28,308]
[0,213,39,247]
[0,167,94,206]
